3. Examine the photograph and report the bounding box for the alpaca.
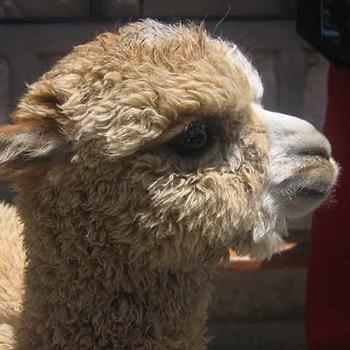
[0,20,338,349]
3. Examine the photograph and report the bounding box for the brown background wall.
[0,1,328,349]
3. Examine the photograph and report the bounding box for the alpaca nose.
[298,138,330,160]
[256,106,332,160]
[291,122,331,160]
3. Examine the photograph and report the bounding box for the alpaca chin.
[242,231,286,261]
[234,198,288,260]
[226,182,297,260]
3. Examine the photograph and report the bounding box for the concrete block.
[303,51,329,131]
[37,53,65,72]
[143,0,297,18]
[210,268,306,321]
[0,57,10,124]
[0,0,90,19]
[0,58,13,202]
[92,0,141,19]
[250,50,278,110]
[208,321,306,350]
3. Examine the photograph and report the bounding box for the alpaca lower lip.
[279,178,333,200]
[286,159,338,199]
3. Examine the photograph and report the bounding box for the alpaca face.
[0,20,338,261]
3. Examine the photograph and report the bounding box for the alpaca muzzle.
[256,105,339,218]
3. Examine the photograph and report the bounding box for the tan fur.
[0,324,15,350]
[0,203,24,329]
[0,20,273,349]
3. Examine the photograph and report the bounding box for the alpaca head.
[0,20,338,264]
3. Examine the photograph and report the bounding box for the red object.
[306,65,350,349]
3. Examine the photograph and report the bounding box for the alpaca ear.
[0,120,70,180]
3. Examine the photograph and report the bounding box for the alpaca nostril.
[299,146,330,160]
[298,130,332,161]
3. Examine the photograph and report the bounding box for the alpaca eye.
[169,121,212,156]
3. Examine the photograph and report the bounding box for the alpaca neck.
[16,223,215,350]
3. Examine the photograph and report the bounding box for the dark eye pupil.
[183,123,207,148]
[170,121,211,156]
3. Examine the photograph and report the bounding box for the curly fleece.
[0,20,271,349]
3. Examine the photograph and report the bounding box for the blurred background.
[0,1,329,349]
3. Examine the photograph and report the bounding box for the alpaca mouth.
[294,186,329,198]
[294,156,338,193]
[287,161,337,199]
[276,158,339,218]
[280,178,332,201]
